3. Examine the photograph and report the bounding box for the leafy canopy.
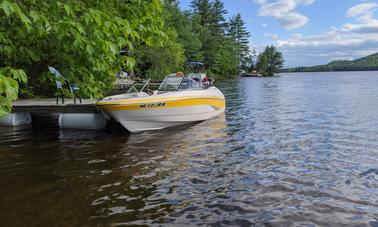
[0,0,285,117]
[0,0,165,116]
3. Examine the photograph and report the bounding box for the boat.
[96,72,225,132]
[240,70,262,77]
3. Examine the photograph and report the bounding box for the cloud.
[342,22,378,34]
[277,31,378,66]
[346,3,378,22]
[343,2,378,33]
[291,33,303,39]
[255,0,315,30]
[254,0,267,4]
[272,2,378,67]
[264,33,279,40]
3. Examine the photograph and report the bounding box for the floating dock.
[12,98,98,113]
[1,98,107,130]
[2,81,163,130]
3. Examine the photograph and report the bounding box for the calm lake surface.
[1,71,378,226]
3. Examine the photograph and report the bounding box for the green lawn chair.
[48,66,82,104]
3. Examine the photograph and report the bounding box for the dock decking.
[12,99,98,113]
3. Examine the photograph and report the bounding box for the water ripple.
[1,72,378,226]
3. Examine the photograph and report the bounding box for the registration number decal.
[140,103,166,108]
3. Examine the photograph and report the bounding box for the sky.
[179,0,378,67]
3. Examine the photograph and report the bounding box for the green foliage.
[227,13,251,72]
[185,2,254,78]
[0,67,27,117]
[136,29,186,79]
[256,45,284,76]
[190,0,247,78]
[173,11,203,61]
[191,0,221,66]
[135,0,248,80]
[133,0,188,79]
[0,0,278,117]
[212,40,239,78]
[0,0,165,115]
[190,0,213,27]
[255,54,268,76]
[162,0,202,64]
[282,53,378,72]
[210,0,228,35]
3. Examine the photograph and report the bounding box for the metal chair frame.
[48,66,82,104]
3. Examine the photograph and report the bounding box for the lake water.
[1,71,378,226]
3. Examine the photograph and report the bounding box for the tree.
[250,48,258,70]
[190,0,216,66]
[256,53,268,75]
[163,0,203,62]
[256,45,284,76]
[210,0,228,35]
[190,0,212,27]
[227,13,250,72]
[213,40,239,78]
[0,0,166,116]
[135,29,186,79]
[190,0,237,75]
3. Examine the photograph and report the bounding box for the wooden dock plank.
[12,99,99,113]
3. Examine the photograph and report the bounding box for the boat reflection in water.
[128,112,226,143]
[85,114,228,225]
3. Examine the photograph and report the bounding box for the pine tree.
[190,0,212,27]
[190,0,228,68]
[163,0,203,61]
[190,0,253,76]
[227,13,251,72]
[210,0,228,35]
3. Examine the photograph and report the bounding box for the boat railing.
[127,79,162,94]
[125,75,213,94]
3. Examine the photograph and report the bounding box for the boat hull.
[96,88,225,132]
[112,105,224,132]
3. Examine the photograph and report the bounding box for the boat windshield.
[179,78,201,90]
[158,74,202,91]
[187,73,203,81]
[158,75,184,91]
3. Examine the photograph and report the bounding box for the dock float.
[1,99,107,130]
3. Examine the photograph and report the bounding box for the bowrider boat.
[96,73,225,132]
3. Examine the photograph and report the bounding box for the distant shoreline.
[281,53,378,73]
[281,69,378,73]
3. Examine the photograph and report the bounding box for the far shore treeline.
[0,0,283,116]
[282,53,378,73]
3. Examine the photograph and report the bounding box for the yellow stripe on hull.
[97,97,225,111]
[96,95,224,105]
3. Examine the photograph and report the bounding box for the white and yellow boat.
[96,73,225,132]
